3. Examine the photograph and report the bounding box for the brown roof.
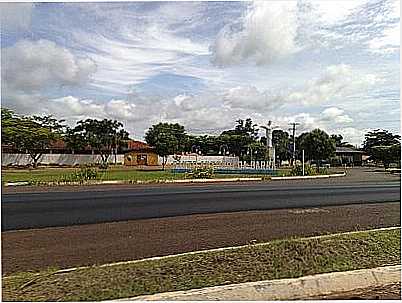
[49,139,67,149]
[127,140,155,151]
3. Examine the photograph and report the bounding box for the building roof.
[126,140,155,152]
[335,147,364,154]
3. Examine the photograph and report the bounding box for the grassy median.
[1,167,183,183]
[1,167,275,184]
[2,228,400,301]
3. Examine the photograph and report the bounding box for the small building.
[333,147,364,166]
[124,140,159,166]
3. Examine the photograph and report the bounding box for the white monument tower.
[261,121,276,169]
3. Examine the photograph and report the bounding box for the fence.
[1,153,125,166]
[162,155,240,168]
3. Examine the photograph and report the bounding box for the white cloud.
[311,0,366,24]
[336,127,368,146]
[222,86,284,111]
[368,24,400,54]
[72,25,209,95]
[212,1,299,66]
[2,39,97,92]
[288,64,381,105]
[50,96,105,119]
[0,3,34,32]
[321,107,353,124]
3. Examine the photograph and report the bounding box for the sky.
[1,0,400,146]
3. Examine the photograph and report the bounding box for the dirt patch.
[312,282,401,300]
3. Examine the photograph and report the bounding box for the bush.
[98,162,109,170]
[318,167,329,175]
[290,165,331,176]
[185,166,214,179]
[59,165,99,184]
[290,165,317,176]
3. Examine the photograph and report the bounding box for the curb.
[3,173,347,187]
[164,177,263,183]
[3,177,264,187]
[113,265,401,301]
[271,172,346,180]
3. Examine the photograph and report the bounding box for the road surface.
[2,181,400,231]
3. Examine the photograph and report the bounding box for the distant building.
[333,147,365,166]
[124,140,159,166]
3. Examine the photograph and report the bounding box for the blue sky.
[1,0,400,146]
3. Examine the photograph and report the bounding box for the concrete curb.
[164,177,263,183]
[2,181,31,186]
[3,173,347,187]
[271,172,346,180]
[114,265,401,301]
[3,177,264,187]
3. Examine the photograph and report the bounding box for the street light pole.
[289,122,300,167]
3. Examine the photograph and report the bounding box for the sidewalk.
[116,265,401,301]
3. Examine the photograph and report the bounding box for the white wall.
[2,153,125,166]
[161,155,239,166]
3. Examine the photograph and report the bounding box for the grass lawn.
[1,166,275,184]
[2,228,400,301]
[1,167,183,183]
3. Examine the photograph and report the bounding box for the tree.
[220,118,259,159]
[298,129,336,171]
[363,129,400,155]
[234,118,259,140]
[145,122,187,170]
[272,130,290,164]
[1,108,64,168]
[185,135,221,155]
[371,143,401,169]
[330,134,354,148]
[66,118,129,167]
[245,141,266,164]
[63,126,86,154]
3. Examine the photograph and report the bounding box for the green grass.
[2,228,400,301]
[1,167,276,184]
[1,167,183,183]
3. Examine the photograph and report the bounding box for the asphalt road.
[2,181,400,231]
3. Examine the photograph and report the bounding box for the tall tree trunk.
[30,153,42,168]
[100,153,110,167]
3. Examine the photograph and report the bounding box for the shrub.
[185,166,214,179]
[318,167,329,175]
[59,165,99,184]
[290,165,316,176]
[98,162,109,170]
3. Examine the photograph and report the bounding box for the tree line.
[2,108,129,168]
[2,108,400,169]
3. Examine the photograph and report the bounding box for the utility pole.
[289,122,300,167]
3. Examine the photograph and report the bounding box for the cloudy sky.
[1,0,400,146]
